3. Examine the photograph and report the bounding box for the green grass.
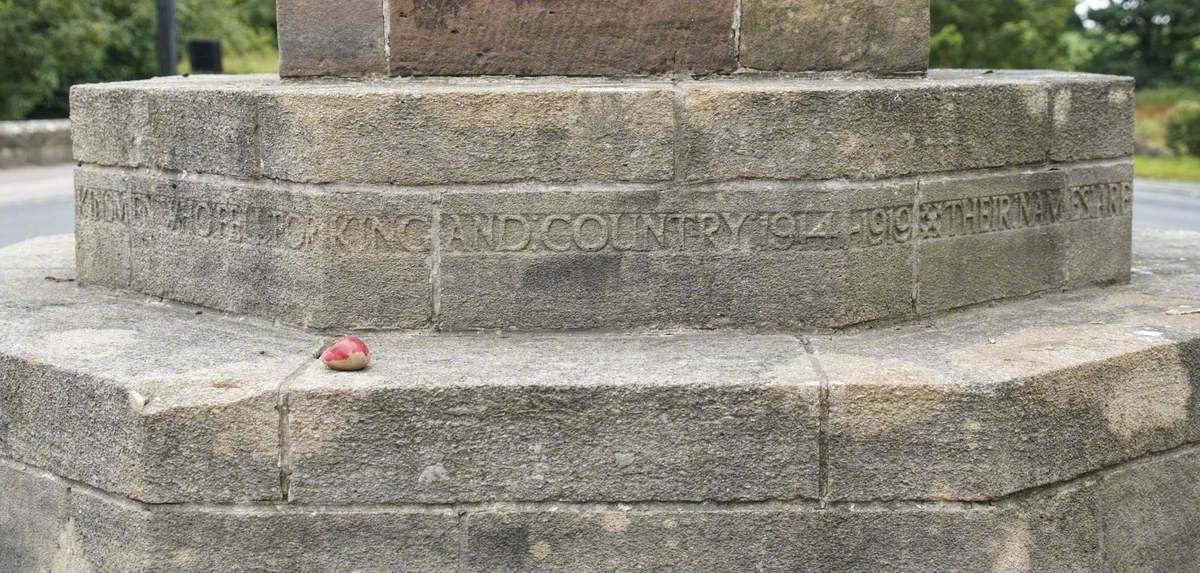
[1136,87,1200,147]
[1135,155,1200,182]
[178,45,278,75]
[222,46,279,74]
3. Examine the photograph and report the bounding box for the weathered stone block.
[0,344,291,504]
[462,505,1042,572]
[915,169,1069,314]
[0,463,462,573]
[74,79,266,181]
[258,80,676,185]
[279,0,935,77]
[75,166,132,288]
[817,294,1200,501]
[1063,160,1133,288]
[1019,485,1107,572]
[388,0,737,76]
[78,167,436,329]
[0,462,69,573]
[681,75,1050,182]
[72,73,1133,190]
[72,160,1129,332]
[7,447,1200,572]
[286,334,821,504]
[81,500,461,572]
[70,83,149,168]
[740,0,930,73]
[0,240,316,503]
[1048,73,1136,163]
[144,87,263,178]
[277,0,387,77]
[1097,448,1200,572]
[437,179,915,330]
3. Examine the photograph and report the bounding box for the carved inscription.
[1068,181,1134,221]
[75,189,432,253]
[76,188,128,223]
[920,188,1068,240]
[849,183,1133,247]
[439,212,839,253]
[77,179,1132,254]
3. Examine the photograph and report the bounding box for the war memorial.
[2,0,1200,570]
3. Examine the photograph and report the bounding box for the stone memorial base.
[71,70,1135,332]
[2,232,1199,572]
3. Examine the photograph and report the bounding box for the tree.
[931,0,1082,70]
[1078,0,1200,87]
[0,0,276,120]
[0,0,147,119]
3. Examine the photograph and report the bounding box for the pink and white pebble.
[320,336,370,371]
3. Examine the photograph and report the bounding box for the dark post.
[187,39,224,74]
[156,0,178,76]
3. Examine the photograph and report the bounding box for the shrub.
[1167,101,1200,157]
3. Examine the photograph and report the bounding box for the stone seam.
[276,358,317,502]
[381,0,391,75]
[72,157,1132,197]
[5,440,1200,514]
[800,335,831,508]
[124,174,134,289]
[1096,484,1115,573]
[1044,74,1079,292]
[911,177,923,314]
[457,511,469,573]
[732,0,743,70]
[430,190,443,329]
[670,81,687,181]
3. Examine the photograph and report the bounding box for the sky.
[1077,0,1112,19]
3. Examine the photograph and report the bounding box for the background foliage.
[0,0,276,120]
[1166,101,1200,156]
[1078,0,1200,88]
[931,0,1083,70]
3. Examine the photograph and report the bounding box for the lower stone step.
[1,231,1198,571]
[5,447,1200,572]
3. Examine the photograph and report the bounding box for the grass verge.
[1135,155,1200,182]
[1137,87,1200,148]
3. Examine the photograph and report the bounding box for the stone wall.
[0,120,72,169]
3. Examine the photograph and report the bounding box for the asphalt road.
[0,166,1198,249]
[0,164,75,248]
[1133,179,1200,233]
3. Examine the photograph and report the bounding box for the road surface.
[0,164,74,248]
[0,166,1198,249]
[1133,178,1200,233]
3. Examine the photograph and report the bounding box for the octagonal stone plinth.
[69,70,1134,331]
[2,231,1199,571]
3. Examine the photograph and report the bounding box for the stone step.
[1,231,1199,570]
[71,71,1134,186]
[6,450,1200,572]
[69,71,1135,331]
[277,0,930,78]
